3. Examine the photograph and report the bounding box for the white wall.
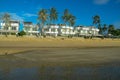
[75,26,99,36]
[0,22,19,31]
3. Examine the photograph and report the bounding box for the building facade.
[43,24,76,37]
[0,21,100,37]
[23,22,39,35]
[44,24,59,37]
[74,26,99,36]
[0,21,20,35]
[59,25,75,36]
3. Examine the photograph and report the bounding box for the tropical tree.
[68,14,76,26]
[62,9,69,25]
[108,25,115,35]
[67,14,76,37]
[38,9,48,36]
[98,24,102,34]
[102,24,107,35]
[92,15,103,35]
[93,15,100,27]
[62,9,76,36]
[1,13,11,36]
[49,7,58,24]
[49,7,58,37]
[110,29,120,36]
[61,9,70,36]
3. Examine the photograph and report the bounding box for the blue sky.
[0,0,120,28]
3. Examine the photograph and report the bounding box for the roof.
[23,22,33,25]
[10,21,19,23]
[58,24,66,26]
[75,25,83,27]
[46,24,57,26]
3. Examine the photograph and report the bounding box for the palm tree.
[38,9,48,36]
[93,15,102,35]
[108,25,115,35]
[93,15,100,27]
[2,13,11,36]
[67,14,76,37]
[62,9,71,36]
[98,24,102,34]
[68,14,76,26]
[102,24,107,35]
[62,9,76,36]
[49,7,58,24]
[62,9,69,25]
[49,7,58,37]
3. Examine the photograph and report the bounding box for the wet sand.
[0,37,120,80]
[0,36,120,55]
[0,36,120,67]
[0,47,120,67]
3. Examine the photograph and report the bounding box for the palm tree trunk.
[41,23,44,36]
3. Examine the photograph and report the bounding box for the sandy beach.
[0,36,120,67]
[0,36,120,55]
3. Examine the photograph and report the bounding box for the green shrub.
[17,31,26,36]
[11,33,16,35]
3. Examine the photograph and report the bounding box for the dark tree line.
[108,25,120,36]
[93,15,120,36]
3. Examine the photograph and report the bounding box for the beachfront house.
[58,24,75,36]
[0,21,20,35]
[89,26,99,36]
[43,24,59,37]
[23,22,39,35]
[74,26,99,37]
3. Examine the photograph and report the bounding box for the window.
[4,27,8,30]
[11,27,16,30]
[51,28,56,32]
[32,28,37,31]
[25,27,30,31]
[61,29,65,32]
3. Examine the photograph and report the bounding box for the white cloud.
[23,13,37,17]
[0,12,24,21]
[93,0,110,5]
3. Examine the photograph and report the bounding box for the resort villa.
[43,24,99,37]
[44,24,59,37]
[0,21,20,35]
[23,22,39,35]
[74,26,99,37]
[59,24,75,36]
[43,24,75,37]
[0,21,100,37]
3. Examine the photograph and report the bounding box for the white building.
[0,21,20,35]
[74,26,99,36]
[59,24,75,36]
[43,24,75,37]
[44,24,59,37]
[23,22,39,35]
